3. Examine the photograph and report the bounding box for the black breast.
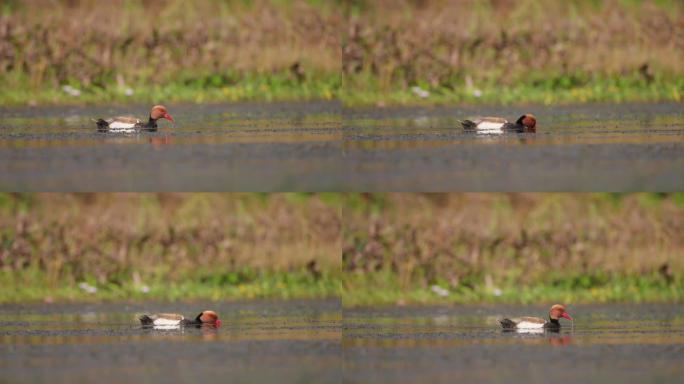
[543,319,561,330]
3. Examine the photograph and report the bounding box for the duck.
[461,114,536,133]
[95,105,174,132]
[139,310,221,327]
[499,304,573,331]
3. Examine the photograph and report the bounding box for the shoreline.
[341,80,684,107]
[342,281,684,308]
[1,271,342,304]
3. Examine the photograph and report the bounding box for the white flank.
[153,317,182,326]
[153,324,182,330]
[515,321,546,329]
[107,121,139,130]
[475,121,505,132]
[475,130,504,137]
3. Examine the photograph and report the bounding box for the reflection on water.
[0,102,341,191]
[343,102,684,191]
[343,304,684,383]
[0,300,341,383]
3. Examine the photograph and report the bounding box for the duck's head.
[197,310,221,327]
[150,105,174,122]
[516,114,536,132]
[549,304,572,321]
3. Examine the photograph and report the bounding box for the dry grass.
[343,194,684,290]
[0,0,340,90]
[0,193,340,286]
[344,0,684,90]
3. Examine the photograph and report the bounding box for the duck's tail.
[93,118,108,130]
[460,119,477,130]
[499,318,517,329]
[139,315,153,325]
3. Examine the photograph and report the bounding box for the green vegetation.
[342,193,684,307]
[1,269,340,303]
[342,0,684,106]
[0,193,341,303]
[0,0,340,105]
[342,74,684,107]
[344,273,683,307]
[1,72,340,106]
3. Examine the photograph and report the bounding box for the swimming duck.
[139,310,221,327]
[499,304,572,330]
[95,105,174,132]
[461,114,536,133]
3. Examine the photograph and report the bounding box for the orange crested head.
[549,304,572,321]
[150,105,174,122]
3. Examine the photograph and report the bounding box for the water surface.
[0,300,340,383]
[3,101,682,191]
[343,102,684,191]
[343,304,684,383]
[0,102,340,191]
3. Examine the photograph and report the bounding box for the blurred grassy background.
[343,193,684,306]
[5,0,683,106]
[0,0,340,105]
[342,0,684,106]
[4,193,683,305]
[0,193,341,302]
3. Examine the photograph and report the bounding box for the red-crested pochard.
[139,310,221,327]
[95,105,174,132]
[461,114,536,133]
[500,304,573,330]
